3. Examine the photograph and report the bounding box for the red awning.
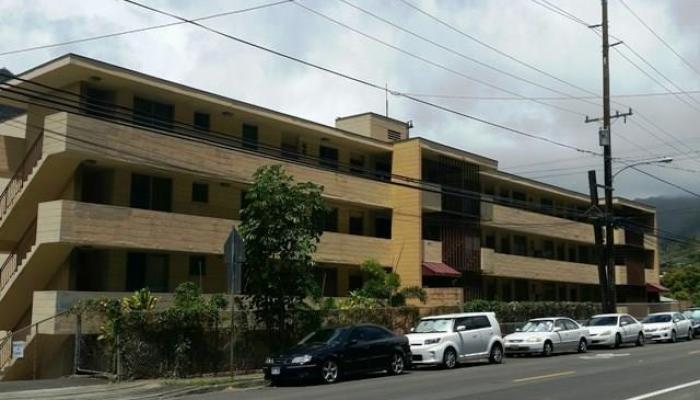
[422,262,461,278]
[646,282,670,293]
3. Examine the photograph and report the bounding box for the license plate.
[271,367,281,375]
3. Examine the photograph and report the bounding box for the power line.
[291,0,587,117]
[0,0,294,58]
[0,76,600,219]
[402,89,700,101]
[116,0,602,156]
[618,0,700,83]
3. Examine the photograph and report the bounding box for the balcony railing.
[0,131,44,221]
[0,219,37,293]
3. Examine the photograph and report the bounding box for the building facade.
[0,55,660,378]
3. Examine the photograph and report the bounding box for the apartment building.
[0,54,660,378]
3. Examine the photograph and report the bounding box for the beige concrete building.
[0,55,660,378]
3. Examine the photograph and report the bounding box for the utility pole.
[587,170,608,310]
[585,0,632,313]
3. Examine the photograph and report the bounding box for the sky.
[1,0,700,200]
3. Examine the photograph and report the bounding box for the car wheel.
[577,338,588,353]
[636,332,645,347]
[542,341,553,357]
[613,333,622,349]
[388,352,405,375]
[321,359,340,384]
[670,330,677,343]
[687,329,693,341]
[442,347,457,369]
[489,344,504,364]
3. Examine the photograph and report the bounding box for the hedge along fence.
[462,300,602,323]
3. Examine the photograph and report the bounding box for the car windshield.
[643,314,672,323]
[683,310,700,320]
[588,316,618,326]
[299,328,344,345]
[520,320,553,332]
[414,318,452,333]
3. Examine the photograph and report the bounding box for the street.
[190,340,700,400]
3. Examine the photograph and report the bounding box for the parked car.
[405,312,504,369]
[504,317,590,356]
[263,324,410,384]
[586,313,644,348]
[642,312,694,343]
[682,308,700,338]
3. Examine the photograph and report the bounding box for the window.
[189,255,206,276]
[557,244,566,261]
[83,85,116,117]
[568,247,577,262]
[191,182,209,203]
[543,240,555,259]
[512,191,527,203]
[130,174,172,212]
[374,157,391,180]
[349,213,364,235]
[500,236,511,254]
[350,153,365,174]
[242,124,258,150]
[555,319,567,331]
[126,252,169,292]
[319,145,339,170]
[364,326,393,340]
[193,112,210,131]
[374,213,391,239]
[133,97,174,130]
[471,316,491,329]
[620,316,636,326]
[485,234,495,249]
[564,319,580,331]
[578,246,590,264]
[324,208,338,232]
[513,235,527,256]
[540,198,554,212]
[349,327,370,342]
[499,188,510,199]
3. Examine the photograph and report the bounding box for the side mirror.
[515,328,522,332]
[455,325,466,332]
[348,339,358,346]
[553,327,562,332]
[410,327,415,333]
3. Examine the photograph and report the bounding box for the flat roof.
[335,111,410,128]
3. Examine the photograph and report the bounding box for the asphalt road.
[189,340,700,400]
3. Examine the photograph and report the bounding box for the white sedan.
[642,312,694,343]
[504,318,590,356]
[587,313,645,348]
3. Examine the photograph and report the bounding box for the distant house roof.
[0,67,25,122]
[0,68,13,83]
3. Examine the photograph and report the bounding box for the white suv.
[406,312,504,369]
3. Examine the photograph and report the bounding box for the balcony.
[421,183,441,212]
[44,112,393,209]
[480,248,629,285]
[0,200,393,329]
[481,203,594,243]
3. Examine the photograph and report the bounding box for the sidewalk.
[0,374,265,400]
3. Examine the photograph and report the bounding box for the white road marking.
[513,371,575,383]
[688,350,700,355]
[624,379,700,400]
[580,353,630,360]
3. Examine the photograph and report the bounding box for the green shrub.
[462,300,601,322]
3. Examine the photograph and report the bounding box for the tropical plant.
[345,259,427,307]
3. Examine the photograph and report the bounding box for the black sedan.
[263,324,411,384]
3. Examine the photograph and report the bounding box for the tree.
[662,265,700,306]
[239,165,326,344]
[350,259,427,307]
